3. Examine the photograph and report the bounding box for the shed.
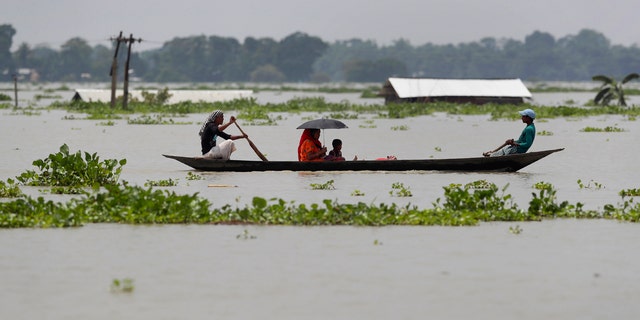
[71,89,253,104]
[379,77,532,104]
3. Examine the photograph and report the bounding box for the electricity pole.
[108,32,142,109]
[123,34,142,110]
[109,31,124,108]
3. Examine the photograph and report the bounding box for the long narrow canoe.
[163,148,563,172]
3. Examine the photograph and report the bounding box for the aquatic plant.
[310,180,335,190]
[16,144,126,188]
[351,189,365,196]
[509,225,523,234]
[0,179,22,198]
[127,114,191,125]
[577,179,604,189]
[144,178,179,187]
[110,278,135,293]
[391,125,409,131]
[537,130,554,136]
[185,172,204,181]
[96,120,116,126]
[390,182,412,197]
[580,125,625,132]
[236,229,257,240]
[620,188,640,197]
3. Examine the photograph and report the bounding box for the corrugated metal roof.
[72,89,253,103]
[388,78,532,98]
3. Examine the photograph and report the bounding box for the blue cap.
[519,108,536,119]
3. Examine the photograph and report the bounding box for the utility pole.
[122,34,142,110]
[109,31,124,108]
[108,32,142,109]
[13,74,18,108]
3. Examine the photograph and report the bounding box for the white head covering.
[198,110,222,136]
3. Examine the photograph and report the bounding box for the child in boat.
[325,139,346,161]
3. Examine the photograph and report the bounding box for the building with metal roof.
[71,89,252,104]
[379,77,532,104]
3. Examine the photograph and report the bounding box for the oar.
[235,122,268,161]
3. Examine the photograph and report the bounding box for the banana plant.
[592,73,639,106]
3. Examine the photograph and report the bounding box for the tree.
[592,73,640,106]
[59,37,92,80]
[276,32,327,81]
[0,24,16,78]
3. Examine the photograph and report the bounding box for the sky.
[3,0,638,51]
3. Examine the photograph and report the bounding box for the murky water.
[1,85,640,319]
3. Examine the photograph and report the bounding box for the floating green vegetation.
[237,106,279,125]
[509,225,523,234]
[328,112,358,119]
[96,120,116,126]
[580,125,625,132]
[578,179,604,189]
[0,93,12,101]
[620,188,640,197]
[537,130,554,136]
[0,179,22,198]
[359,119,377,129]
[390,182,412,197]
[3,179,640,228]
[391,125,409,131]
[47,95,640,121]
[351,189,365,196]
[185,172,204,181]
[144,178,179,187]
[15,144,126,189]
[236,229,257,240]
[110,278,135,294]
[434,146,442,152]
[127,115,191,125]
[310,180,335,190]
[8,109,41,116]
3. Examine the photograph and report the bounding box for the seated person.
[298,129,326,162]
[325,139,346,161]
[483,109,536,157]
[199,110,247,160]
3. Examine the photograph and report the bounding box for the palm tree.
[592,73,639,106]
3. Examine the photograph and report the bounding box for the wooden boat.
[163,148,563,172]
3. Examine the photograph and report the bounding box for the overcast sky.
[3,0,638,51]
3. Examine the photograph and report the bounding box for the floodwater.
[1,84,640,319]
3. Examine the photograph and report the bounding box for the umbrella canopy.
[296,119,348,130]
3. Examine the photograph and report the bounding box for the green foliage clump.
[0,93,12,101]
[110,278,135,293]
[389,182,412,197]
[310,180,335,190]
[16,144,126,188]
[0,179,22,198]
[144,179,179,187]
[620,188,640,197]
[580,125,625,132]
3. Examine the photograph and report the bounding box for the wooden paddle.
[235,122,268,161]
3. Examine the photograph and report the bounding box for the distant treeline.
[1,24,639,83]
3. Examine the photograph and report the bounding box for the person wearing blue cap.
[483,108,536,157]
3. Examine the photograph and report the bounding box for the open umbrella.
[296,118,348,130]
[297,119,348,145]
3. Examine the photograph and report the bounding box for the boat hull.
[164,148,563,172]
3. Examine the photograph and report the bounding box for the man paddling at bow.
[483,108,536,157]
